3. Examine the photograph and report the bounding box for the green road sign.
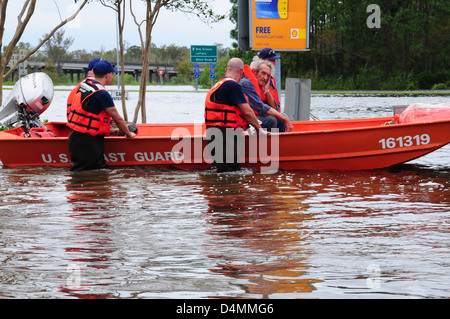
[190,45,218,63]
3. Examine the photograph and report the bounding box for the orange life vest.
[268,76,280,111]
[67,78,111,136]
[243,65,264,99]
[243,65,281,114]
[66,76,94,119]
[204,77,249,129]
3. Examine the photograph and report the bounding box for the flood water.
[0,91,449,299]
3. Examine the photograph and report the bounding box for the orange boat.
[1,73,449,171]
[1,116,450,171]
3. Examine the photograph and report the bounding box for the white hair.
[250,56,274,75]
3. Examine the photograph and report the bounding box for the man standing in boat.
[241,59,293,132]
[204,57,265,172]
[67,59,136,171]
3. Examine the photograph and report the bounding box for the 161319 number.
[379,134,430,149]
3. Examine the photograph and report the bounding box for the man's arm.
[241,78,293,132]
[240,78,271,116]
[104,107,136,138]
[237,102,264,133]
[265,91,278,110]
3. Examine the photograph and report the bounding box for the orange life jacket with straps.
[204,77,249,129]
[242,65,280,114]
[67,78,111,136]
[243,65,263,98]
[66,76,94,119]
[268,76,280,111]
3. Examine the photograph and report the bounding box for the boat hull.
[0,117,449,170]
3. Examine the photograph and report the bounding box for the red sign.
[157,69,165,76]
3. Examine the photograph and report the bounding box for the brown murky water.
[1,94,449,298]
[0,151,448,298]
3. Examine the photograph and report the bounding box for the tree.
[230,0,450,90]
[129,0,224,123]
[42,30,74,75]
[175,60,192,84]
[229,0,238,48]
[43,59,59,84]
[0,0,88,102]
[158,44,189,65]
[98,0,129,120]
[125,45,142,62]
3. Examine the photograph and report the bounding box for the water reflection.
[289,165,449,298]
[200,164,449,298]
[0,161,448,298]
[58,169,119,298]
[200,172,322,297]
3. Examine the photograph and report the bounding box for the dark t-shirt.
[83,89,114,115]
[212,78,248,106]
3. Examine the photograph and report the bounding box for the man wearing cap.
[66,57,102,120]
[67,59,136,171]
[87,57,102,77]
[258,48,281,111]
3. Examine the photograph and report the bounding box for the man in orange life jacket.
[67,59,136,171]
[66,58,102,119]
[240,59,293,132]
[204,58,264,172]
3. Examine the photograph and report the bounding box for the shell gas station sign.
[249,0,310,51]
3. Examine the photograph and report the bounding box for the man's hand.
[105,107,137,138]
[284,117,294,132]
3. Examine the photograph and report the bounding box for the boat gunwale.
[1,117,450,140]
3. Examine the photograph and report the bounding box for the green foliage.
[432,83,447,90]
[229,0,450,90]
[197,56,230,88]
[42,30,74,75]
[173,60,193,84]
[123,73,139,85]
[43,59,60,84]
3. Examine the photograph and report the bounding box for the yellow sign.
[250,0,309,50]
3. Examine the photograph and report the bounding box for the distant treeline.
[11,0,450,90]
[230,0,449,90]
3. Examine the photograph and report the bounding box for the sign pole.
[194,64,200,90]
[275,57,281,101]
[157,69,165,86]
[210,64,215,88]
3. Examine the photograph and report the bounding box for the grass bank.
[311,90,450,97]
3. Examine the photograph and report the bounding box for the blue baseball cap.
[87,57,102,71]
[93,59,119,75]
[258,48,280,61]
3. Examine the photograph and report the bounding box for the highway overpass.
[21,60,178,84]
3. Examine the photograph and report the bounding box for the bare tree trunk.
[117,0,128,121]
[99,0,128,121]
[130,0,166,123]
[128,0,219,123]
[0,0,88,102]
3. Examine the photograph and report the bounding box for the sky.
[3,0,235,52]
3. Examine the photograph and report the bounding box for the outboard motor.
[0,72,55,137]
